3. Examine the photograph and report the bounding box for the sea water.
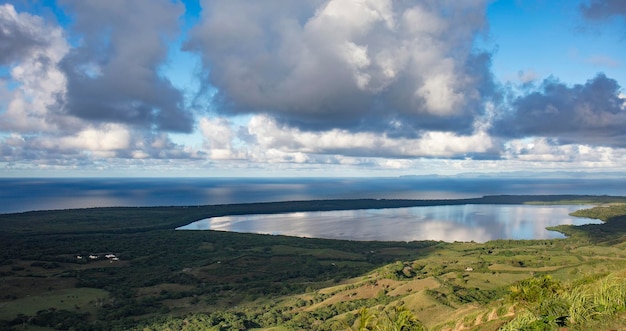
[1,177,625,214]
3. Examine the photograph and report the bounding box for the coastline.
[1,194,623,236]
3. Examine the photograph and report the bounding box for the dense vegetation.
[502,273,626,330]
[1,195,626,330]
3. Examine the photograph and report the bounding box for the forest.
[1,195,626,330]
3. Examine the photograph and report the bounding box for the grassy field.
[0,287,108,320]
[1,195,626,330]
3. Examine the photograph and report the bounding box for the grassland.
[1,195,626,330]
[0,288,108,321]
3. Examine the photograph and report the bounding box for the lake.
[2,177,626,213]
[177,204,602,242]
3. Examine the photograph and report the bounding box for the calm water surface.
[178,204,602,242]
[2,177,626,213]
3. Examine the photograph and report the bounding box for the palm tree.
[346,307,376,331]
[376,306,426,331]
[348,306,427,331]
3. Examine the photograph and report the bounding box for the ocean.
[1,176,626,214]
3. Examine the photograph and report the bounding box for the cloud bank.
[186,0,496,135]
[493,74,626,147]
[57,0,193,132]
[0,0,625,175]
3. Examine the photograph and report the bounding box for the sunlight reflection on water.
[2,177,625,214]
[178,204,602,242]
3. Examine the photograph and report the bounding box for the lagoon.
[178,204,602,242]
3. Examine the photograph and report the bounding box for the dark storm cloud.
[0,4,49,65]
[185,0,495,135]
[492,74,626,147]
[580,0,626,21]
[55,0,194,132]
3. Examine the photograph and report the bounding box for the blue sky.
[487,0,625,85]
[0,0,625,177]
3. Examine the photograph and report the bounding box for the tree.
[347,306,427,331]
[350,307,376,331]
[376,306,426,331]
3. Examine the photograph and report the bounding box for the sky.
[0,0,625,177]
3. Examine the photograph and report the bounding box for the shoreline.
[5,194,624,215]
[2,194,624,236]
